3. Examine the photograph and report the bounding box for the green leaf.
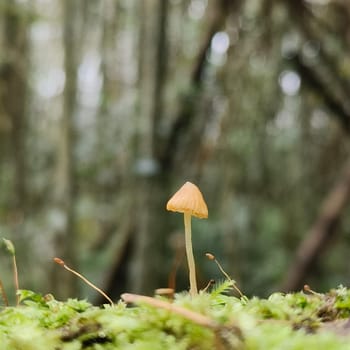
[18,289,47,306]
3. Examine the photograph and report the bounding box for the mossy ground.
[1,282,350,349]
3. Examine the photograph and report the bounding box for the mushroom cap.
[166,181,208,219]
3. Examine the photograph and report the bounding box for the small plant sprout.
[3,238,19,306]
[205,252,244,297]
[53,257,114,307]
[303,284,321,296]
[166,181,208,296]
[202,279,215,293]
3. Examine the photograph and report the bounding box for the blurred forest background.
[1,0,350,303]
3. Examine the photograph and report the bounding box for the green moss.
[1,285,350,349]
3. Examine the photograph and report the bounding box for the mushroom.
[166,181,208,296]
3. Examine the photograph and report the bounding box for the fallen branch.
[281,162,350,291]
[121,292,218,329]
[121,292,243,349]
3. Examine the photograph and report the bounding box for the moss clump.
[1,284,350,349]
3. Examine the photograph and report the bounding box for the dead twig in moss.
[122,292,218,329]
[121,292,243,349]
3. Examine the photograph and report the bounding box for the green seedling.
[201,279,215,293]
[53,257,114,306]
[166,182,208,296]
[304,284,322,296]
[3,238,19,306]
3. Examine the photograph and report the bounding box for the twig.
[121,292,243,349]
[121,293,218,329]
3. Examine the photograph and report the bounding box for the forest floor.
[1,281,350,349]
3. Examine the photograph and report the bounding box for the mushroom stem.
[184,212,198,296]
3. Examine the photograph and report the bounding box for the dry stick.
[54,258,114,307]
[0,279,9,306]
[121,292,243,349]
[121,293,218,329]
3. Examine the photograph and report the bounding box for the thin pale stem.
[184,212,197,296]
[63,264,114,307]
[12,255,19,306]
[214,258,244,297]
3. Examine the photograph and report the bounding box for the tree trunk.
[51,0,81,298]
[0,1,29,214]
[281,162,350,292]
[126,0,170,295]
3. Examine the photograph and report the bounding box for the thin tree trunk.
[151,0,169,159]
[127,0,170,295]
[281,162,350,292]
[160,0,235,171]
[51,0,81,298]
[0,1,29,214]
[98,0,120,123]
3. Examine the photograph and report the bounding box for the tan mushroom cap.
[166,181,208,219]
